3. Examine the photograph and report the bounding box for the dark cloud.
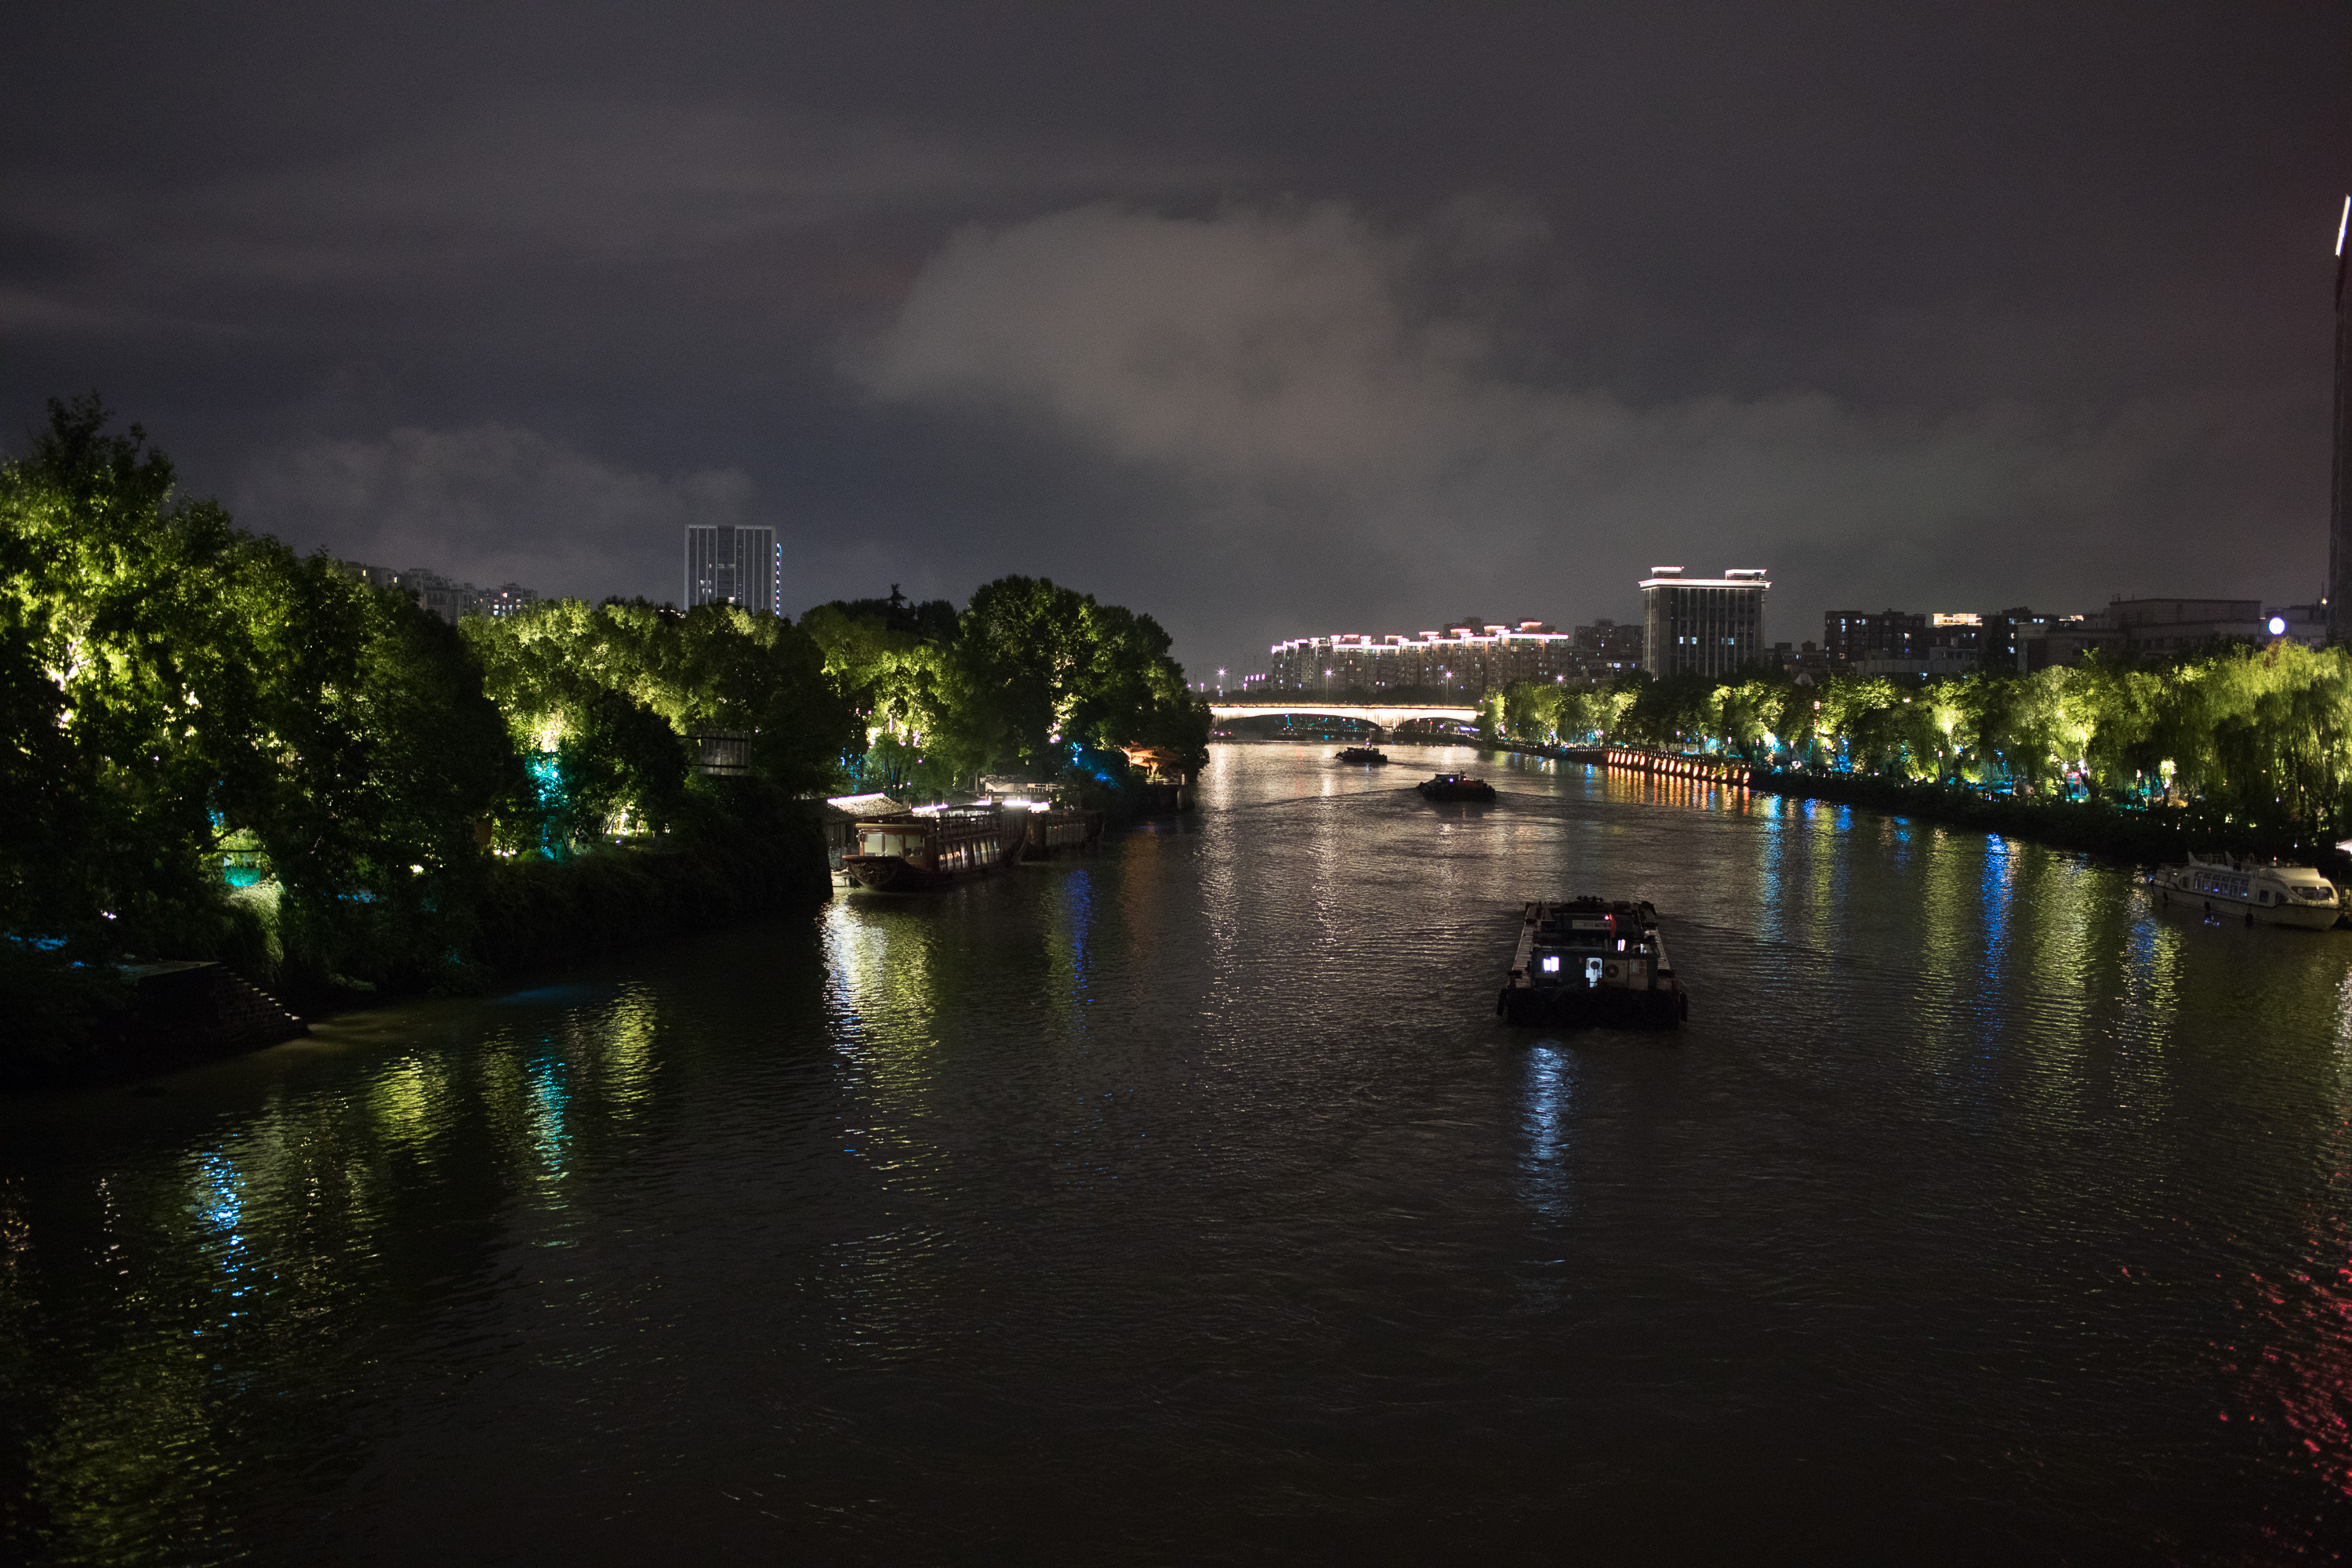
[2,4,2343,674]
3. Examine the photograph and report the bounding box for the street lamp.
[1217,666,1225,698]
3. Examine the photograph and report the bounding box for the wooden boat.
[2153,852,2342,929]
[1498,898,1685,1028]
[1021,806,1105,860]
[1417,772,1496,802]
[841,805,1025,891]
[1335,746,1390,764]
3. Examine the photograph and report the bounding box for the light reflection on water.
[8,743,2352,1559]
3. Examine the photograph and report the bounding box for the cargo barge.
[1497,898,1686,1028]
[1418,772,1497,802]
[841,804,1026,891]
[1336,746,1390,764]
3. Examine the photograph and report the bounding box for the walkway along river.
[5,742,2352,1561]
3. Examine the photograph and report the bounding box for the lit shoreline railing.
[1600,747,1751,789]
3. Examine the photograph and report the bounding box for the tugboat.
[1336,746,1390,765]
[1417,772,1497,802]
[2153,851,2341,929]
[841,804,1026,891]
[1497,898,1686,1028]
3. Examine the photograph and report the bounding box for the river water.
[6,742,2352,1563]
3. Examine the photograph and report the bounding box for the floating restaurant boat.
[1417,772,1497,802]
[1497,898,1686,1028]
[2153,852,2341,929]
[840,804,1025,891]
[1335,746,1390,765]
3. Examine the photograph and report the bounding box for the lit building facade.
[1573,619,1644,680]
[1265,620,1575,698]
[1640,568,1769,680]
[684,524,782,615]
[337,561,539,625]
[1822,608,1927,669]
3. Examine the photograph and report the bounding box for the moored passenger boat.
[841,805,1025,891]
[2154,852,2341,928]
[1021,805,1105,860]
[1417,772,1496,802]
[1497,898,1686,1028]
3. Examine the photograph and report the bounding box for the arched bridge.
[1209,701,1479,730]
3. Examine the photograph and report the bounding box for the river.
[6,742,2352,1563]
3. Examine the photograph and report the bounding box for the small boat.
[1497,898,1686,1028]
[1335,746,1390,765]
[1417,772,1496,802]
[2153,851,2341,928]
[841,804,1025,891]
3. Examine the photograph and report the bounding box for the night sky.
[3,5,2345,677]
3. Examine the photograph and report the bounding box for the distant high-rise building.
[1821,608,1928,669]
[336,561,538,625]
[684,524,782,615]
[1572,617,1645,678]
[1640,568,1769,680]
[2331,197,2351,637]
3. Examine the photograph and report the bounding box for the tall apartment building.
[1821,608,1928,668]
[684,524,782,615]
[1640,568,1769,680]
[1265,620,1575,697]
[1572,618,1644,680]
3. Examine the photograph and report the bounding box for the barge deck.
[1498,898,1686,1028]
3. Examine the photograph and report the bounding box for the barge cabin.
[1499,898,1686,1028]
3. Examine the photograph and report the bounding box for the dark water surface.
[9,743,2352,1563]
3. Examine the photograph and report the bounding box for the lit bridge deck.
[1208,701,1479,729]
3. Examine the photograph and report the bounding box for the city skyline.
[2,7,2345,681]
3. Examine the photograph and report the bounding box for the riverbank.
[1744,769,2352,880]
[1490,736,2352,879]
[2,786,834,1091]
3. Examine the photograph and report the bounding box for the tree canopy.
[1490,644,2352,840]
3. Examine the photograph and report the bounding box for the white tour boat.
[2153,852,2342,929]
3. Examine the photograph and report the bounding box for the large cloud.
[858,201,2321,656]
[234,425,753,604]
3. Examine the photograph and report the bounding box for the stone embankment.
[93,961,308,1080]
